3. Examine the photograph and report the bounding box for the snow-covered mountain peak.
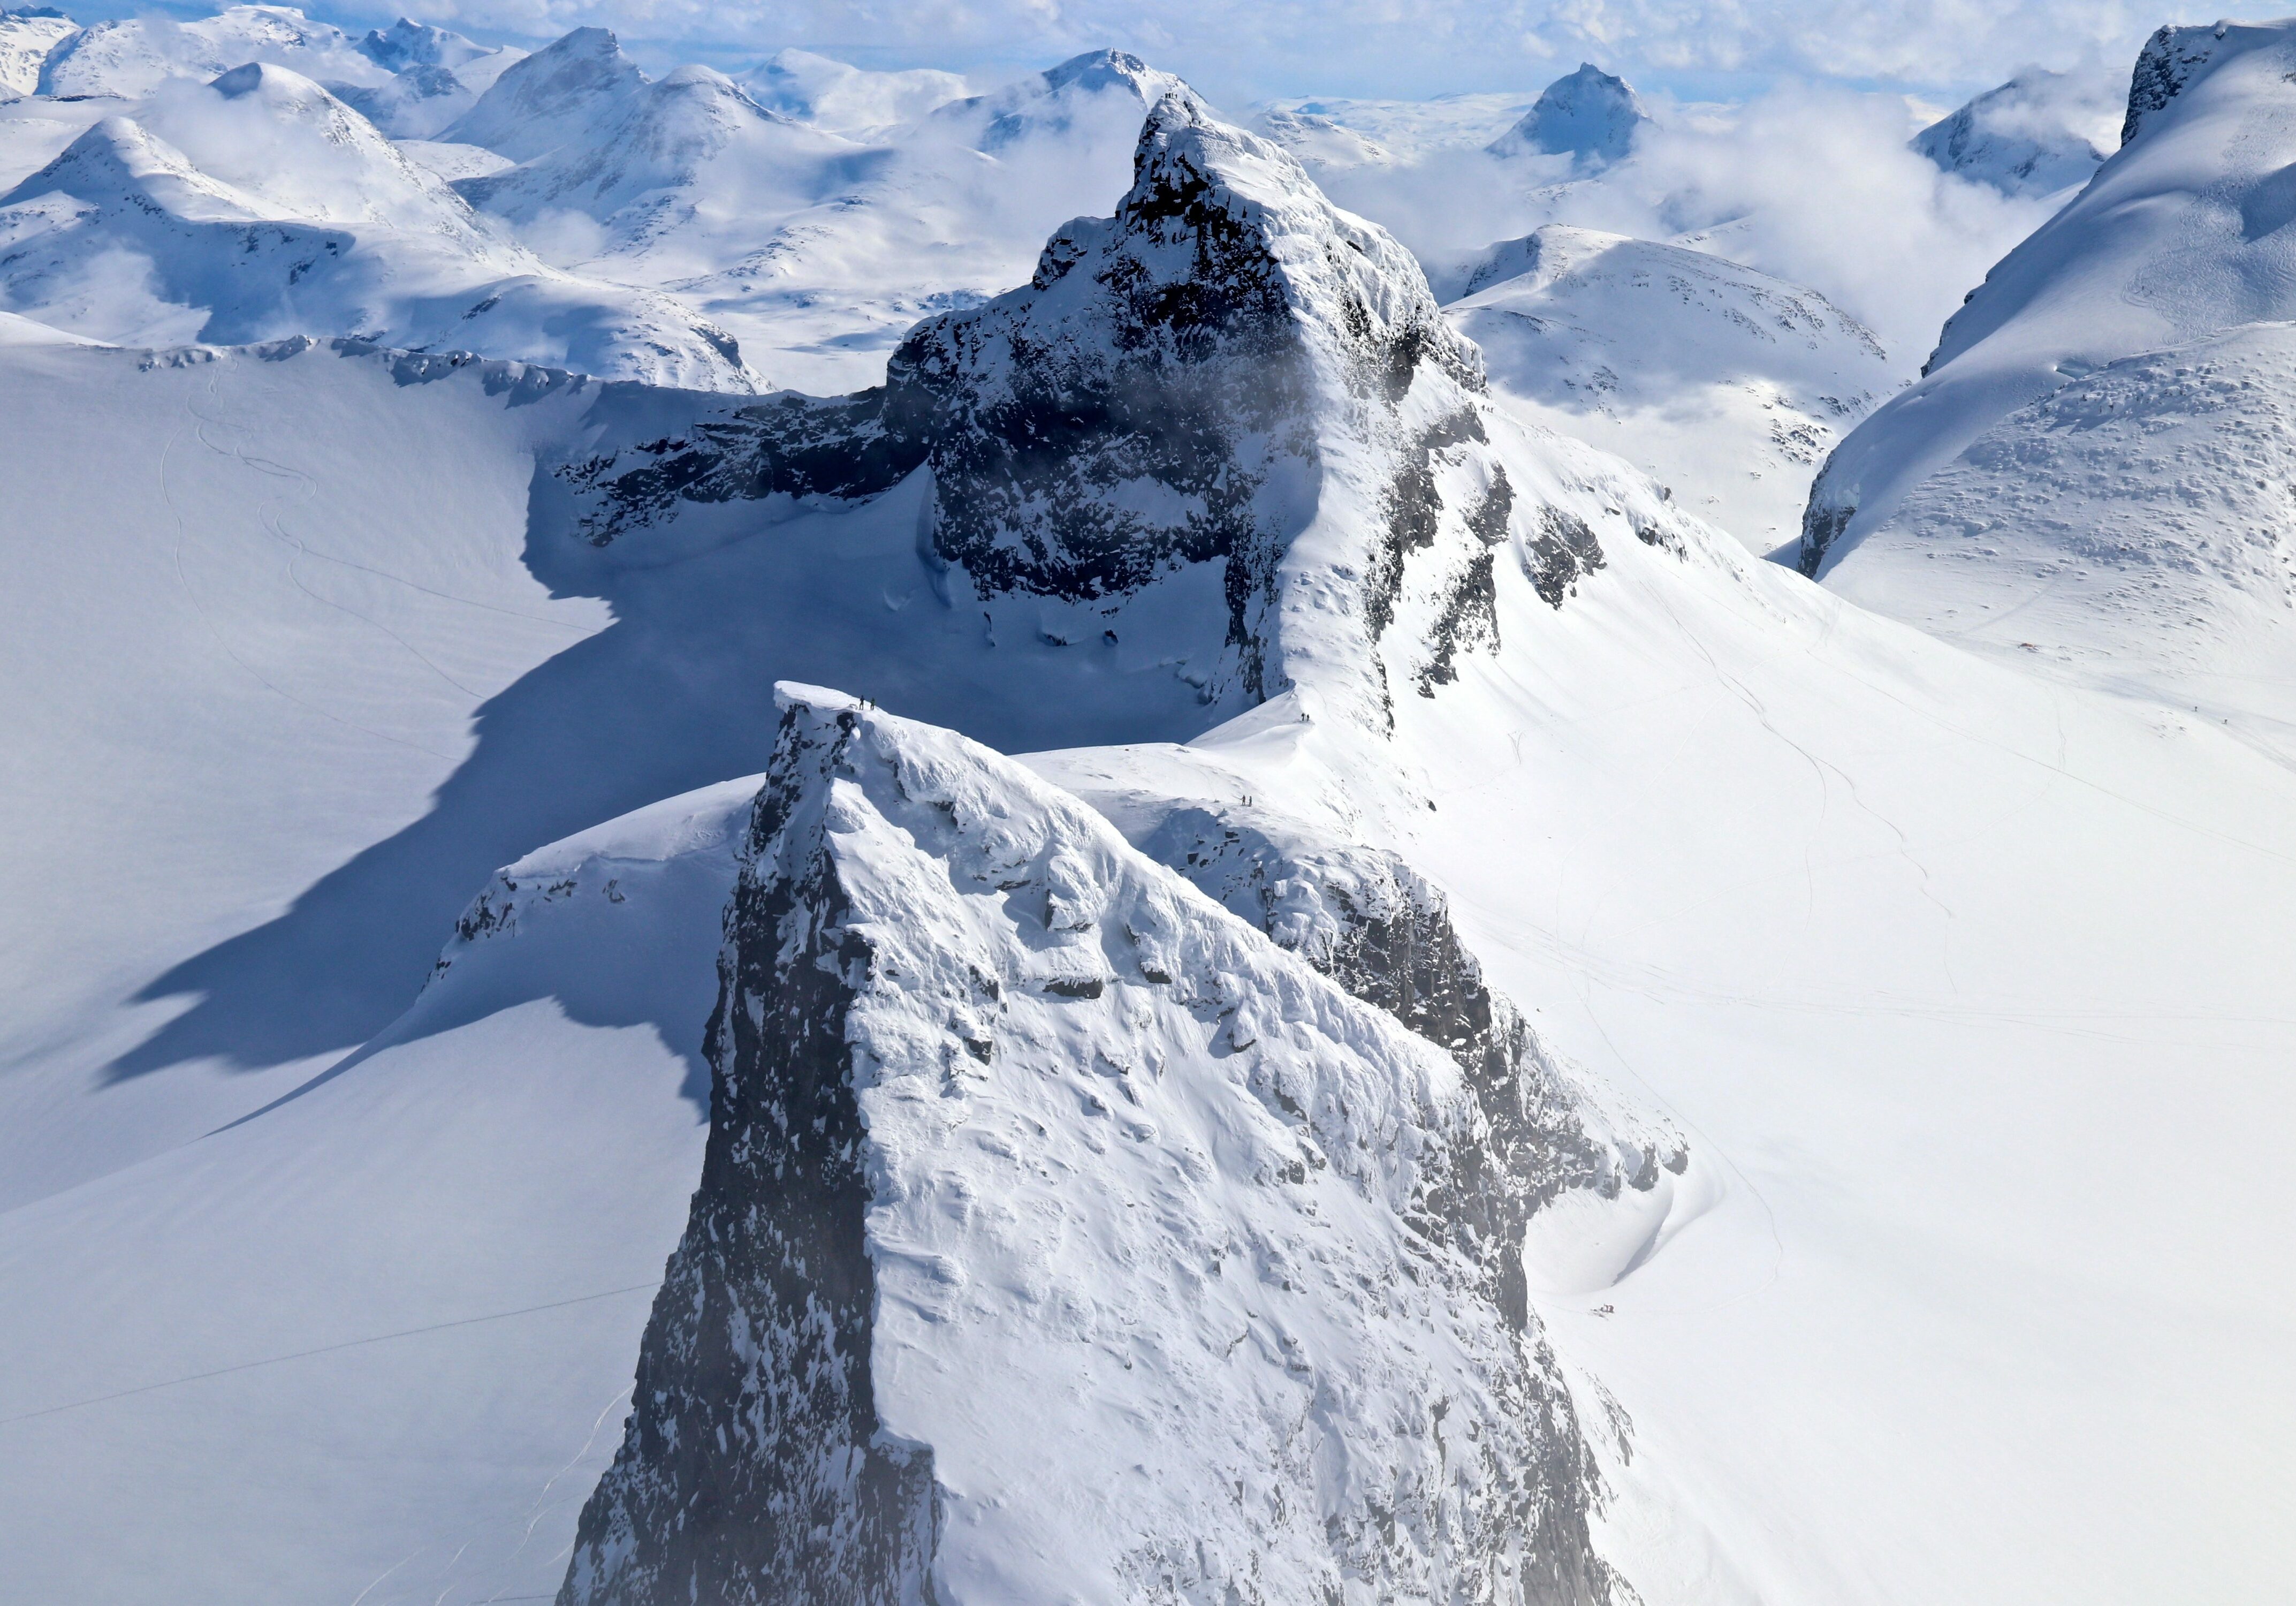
[452,54,846,264]
[957,46,1201,149]
[1804,16,2296,757]
[2,111,261,221]
[0,4,74,97]
[442,24,645,162]
[1042,46,1167,100]
[136,60,481,233]
[2120,19,2269,147]
[358,15,513,81]
[1914,69,2118,196]
[1804,13,2296,576]
[1488,62,1649,166]
[36,4,390,99]
[558,681,1634,1604]
[557,96,1720,757]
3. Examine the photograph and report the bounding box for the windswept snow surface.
[1809,20,2296,762]
[1447,224,1895,551]
[0,66,2292,1606]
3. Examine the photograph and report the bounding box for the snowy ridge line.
[560,684,1630,1605]
[1803,19,2296,762]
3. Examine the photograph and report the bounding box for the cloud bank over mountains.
[244,0,2153,99]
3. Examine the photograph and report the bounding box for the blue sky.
[45,0,2164,105]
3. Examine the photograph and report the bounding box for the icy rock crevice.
[561,687,1631,1605]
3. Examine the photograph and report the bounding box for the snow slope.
[455,60,853,276]
[0,63,757,385]
[1807,20,2296,759]
[1447,224,1895,551]
[2,77,2292,1606]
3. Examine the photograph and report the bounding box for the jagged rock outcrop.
[553,96,1704,735]
[2122,22,2226,147]
[1120,796,1685,1221]
[559,687,1633,1605]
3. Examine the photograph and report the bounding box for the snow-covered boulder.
[1446,224,1892,550]
[0,4,73,97]
[559,685,1636,1606]
[1487,63,1648,167]
[1912,69,2118,198]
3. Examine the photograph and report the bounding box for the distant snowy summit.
[0,51,757,385]
[1912,69,2120,196]
[0,5,73,96]
[1488,62,1649,166]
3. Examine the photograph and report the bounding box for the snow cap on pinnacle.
[1491,62,1649,165]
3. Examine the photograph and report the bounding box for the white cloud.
[1315,83,2067,361]
[290,0,2157,102]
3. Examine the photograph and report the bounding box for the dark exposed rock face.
[558,706,939,1606]
[1525,505,1606,607]
[1797,490,1855,578]
[2123,25,2219,147]
[1132,802,1685,1239]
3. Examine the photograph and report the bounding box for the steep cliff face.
[561,687,1631,1606]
